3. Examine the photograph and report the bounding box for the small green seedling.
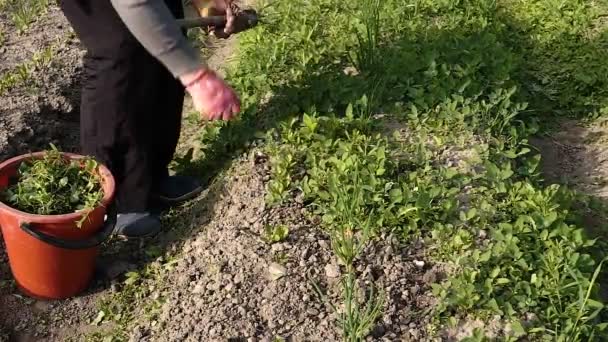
[273,251,289,264]
[263,224,289,243]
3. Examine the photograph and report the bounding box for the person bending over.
[59,0,241,237]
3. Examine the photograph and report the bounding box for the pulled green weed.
[0,145,104,224]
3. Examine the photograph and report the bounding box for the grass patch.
[212,0,608,339]
[0,43,55,95]
[3,0,51,33]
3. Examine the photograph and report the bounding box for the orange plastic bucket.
[0,152,116,300]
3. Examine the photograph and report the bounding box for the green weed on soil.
[3,0,51,33]
[0,43,56,96]
[78,0,608,339]
[211,0,608,340]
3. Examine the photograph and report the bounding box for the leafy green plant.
[0,145,104,226]
[311,268,384,342]
[250,0,608,335]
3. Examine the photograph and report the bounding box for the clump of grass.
[6,0,50,33]
[0,145,104,223]
[0,44,56,96]
[349,0,383,73]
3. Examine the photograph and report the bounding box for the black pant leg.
[146,0,187,185]
[147,72,185,186]
[59,0,183,212]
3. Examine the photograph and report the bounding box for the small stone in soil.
[307,308,319,316]
[192,284,205,294]
[325,263,340,278]
[413,260,425,268]
[268,262,287,280]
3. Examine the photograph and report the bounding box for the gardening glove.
[189,0,237,39]
[180,68,241,121]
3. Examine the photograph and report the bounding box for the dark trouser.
[59,0,186,213]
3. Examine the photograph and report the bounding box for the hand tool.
[175,8,260,34]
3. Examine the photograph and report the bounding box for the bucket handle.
[19,203,117,250]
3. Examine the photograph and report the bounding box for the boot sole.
[151,186,204,205]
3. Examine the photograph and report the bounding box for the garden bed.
[2,0,608,341]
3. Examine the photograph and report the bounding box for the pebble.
[413,260,425,268]
[268,263,287,280]
[422,270,437,284]
[325,264,340,278]
[233,273,244,284]
[206,282,220,291]
[411,285,420,295]
[192,284,205,294]
[306,308,319,316]
[271,244,285,252]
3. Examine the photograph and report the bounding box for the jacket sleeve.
[109,0,206,78]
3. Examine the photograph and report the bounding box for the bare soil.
[128,150,438,342]
[530,119,608,199]
[0,5,84,161]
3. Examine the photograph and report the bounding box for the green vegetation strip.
[82,0,608,340]
[220,0,608,340]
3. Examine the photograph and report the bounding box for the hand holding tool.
[177,4,260,35]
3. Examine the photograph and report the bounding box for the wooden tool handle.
[176,16,227,29]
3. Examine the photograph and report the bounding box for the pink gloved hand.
[180,68,241,121]
[212,0,236,38]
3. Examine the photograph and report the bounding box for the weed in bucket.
[0,145,104,227]
[0,145,116,299]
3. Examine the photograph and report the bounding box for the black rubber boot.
[152,175,204,205]
[114,212,161,238]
